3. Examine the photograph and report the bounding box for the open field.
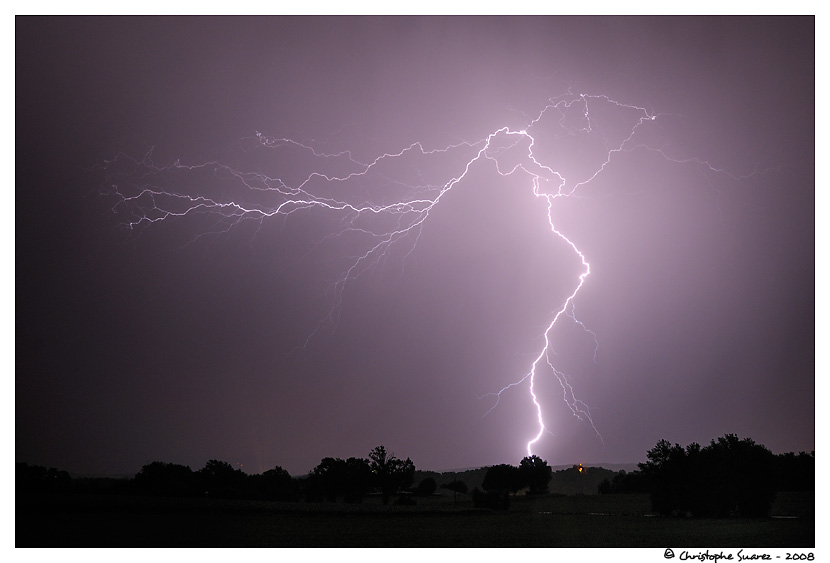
[17,491,813,547]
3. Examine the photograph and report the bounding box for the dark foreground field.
[17,491,814,547]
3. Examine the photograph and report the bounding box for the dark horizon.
[36,459,647,480]
[17,16,814,479]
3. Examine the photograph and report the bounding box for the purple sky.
[17,16,814,477]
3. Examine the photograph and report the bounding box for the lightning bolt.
[101,90,758,460]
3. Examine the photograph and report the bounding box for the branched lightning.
[103,90,757,459]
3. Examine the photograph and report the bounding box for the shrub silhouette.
[442,479,468,505]
[415,477,437,497]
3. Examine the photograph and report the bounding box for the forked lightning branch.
[104,91,746,458]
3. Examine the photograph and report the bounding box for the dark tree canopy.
[134,461,196,496]
[17,462,72,493]
[772,451,814,491]
[308,457,348,502]
[369,445,416,505]
[343,457,373,503]
[198,459,246,497]
[443,479,468,494]
[415,476,437,497]
[519,455,553,494]
[598,469,650,494]
[482,464,525,494]
[254,465,300,501]
[639,434,777,517]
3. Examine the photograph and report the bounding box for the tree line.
[18,434,813,517]
[131,445,421,504]
[468,454,554,509]
[18,445,421,505]
[598,434,814,517]
[16,448,556,508]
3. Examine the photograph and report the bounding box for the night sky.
[16,16,815,477]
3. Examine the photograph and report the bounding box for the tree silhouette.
[519,455,553,494]
[598,469,650,494]
[698,434,776,517]
[638,439,689,515]
[256,465,299,501]
[308,457,348,502]
[772,451,814,491]
[343,457,372,503]
[306,456,379,503]
[198,459,246,498]
[639,434,777,517]
[17,462,72,493]
[415,477,437,497]
[134,461,196,496]
[368,445,415,505]
[482,464,524,494]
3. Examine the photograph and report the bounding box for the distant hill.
[414,463,640,496]
[575,462,640,473]
[548,465,617,495]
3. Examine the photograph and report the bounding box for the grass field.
[16,491,814,547]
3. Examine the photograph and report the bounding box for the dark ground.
[16,490,814,547]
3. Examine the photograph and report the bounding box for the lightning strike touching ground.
[103,91,763,460]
